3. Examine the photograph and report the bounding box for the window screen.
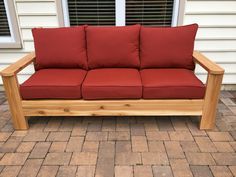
[0,0,11,36]
[126,0,174,26]
[67,0,115,26]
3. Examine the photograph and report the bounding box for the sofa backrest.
[32,26,88,70]
[86,25,140,69]
[32,24,198,71]
[140,24,198,70]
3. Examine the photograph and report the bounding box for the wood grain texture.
[200,74,224,129]
[0,52,35,77]
[22,99,204,116]
[2,76,28,130]
[193,51,224,75]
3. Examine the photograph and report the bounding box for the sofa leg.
[2,76,29,130]
[199,74,223,130]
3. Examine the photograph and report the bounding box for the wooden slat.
[193,51,224,75]
[22,99,204,116]
[0,52,35,77]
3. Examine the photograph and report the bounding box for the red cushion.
[32,26,88,70]
[140,24,198,70]
[86,25,140,69]
[140,69,205,99]
[20,69,87,99]
[82,68,142,99]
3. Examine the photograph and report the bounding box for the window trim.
[58,0,183,27]
[0,0,22,48]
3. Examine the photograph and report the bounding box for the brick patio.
[0,91,235,177]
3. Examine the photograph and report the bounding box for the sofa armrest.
[193,51,224,75]
[0,52,36,77]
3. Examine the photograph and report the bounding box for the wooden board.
[22,99,204,116]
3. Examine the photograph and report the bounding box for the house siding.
[0,0,235,85]
[0,0,59,84]
[184,0,236,84]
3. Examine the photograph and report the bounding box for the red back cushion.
[140,24,198,70]
[32,26,88,70]
[86,25,140,69]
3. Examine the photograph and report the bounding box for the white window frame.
[60,0,181,27]
[0,0,22,48]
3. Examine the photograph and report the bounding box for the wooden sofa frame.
[0,51,224,130]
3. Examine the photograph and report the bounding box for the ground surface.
[0,91,236,177]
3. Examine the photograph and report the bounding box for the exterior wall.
[0,0,235,85]
[0,0,59,84]
[184,0,236,84]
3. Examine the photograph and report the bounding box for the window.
[0,0,21,48]
[67,0,115,26]
[126,0,174,26]
[62,0,180,27]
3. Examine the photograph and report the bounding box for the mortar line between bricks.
[94,140,101,177]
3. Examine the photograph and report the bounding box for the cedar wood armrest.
[193,51,224,75]
[0,52,35,77]
[193,51,224,129]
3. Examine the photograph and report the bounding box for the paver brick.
[0,153,29,165]
[18,159,42,177]
[208,132,234,142]
[186,152,216,165]
[108,131,130,141]
[210,166,233,177]
[195,137,217,152]
[23,131,48,142]
[66,136,84,152]
[16,142,35,153]
[49,142,67,152]
[131,136,148,152]
[115,166,133,177]
[142,152,169,165]
[46,132,71,141]
[116,141,131,153]
[0,166,21,177]
[146,131,169,141]
[212,153,236,165]
[165,141,184,159]
[152,166,173,177]
[148,141,165,152]
[169,131,194,141]
[76,166,95,177]
[134,166,153,177]
[213,142,234,152]
[190,166,213,177]
[70,152,97,165]
[85,132,108,141]
[37,165,59,177]
[116,152,141,165]
[57,166,77,177]
[29,142,51,158]
[82,141,99,152]
[44,152,72,165]
[170,159,193,177]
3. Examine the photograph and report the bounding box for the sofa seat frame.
[0,51,224,130]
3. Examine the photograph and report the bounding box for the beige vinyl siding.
[0,0,236,85]
[184,0,236,84]
[0,0,59,84]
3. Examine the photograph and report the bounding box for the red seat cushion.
[32,26,88,70]
[140,24,198,70]
[140,69,205,99]
[20,69,87,99]
[82,68,142,99]
[86,25,140,69]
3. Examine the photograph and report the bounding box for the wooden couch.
[0,51,224,130]
[0,25,224,130]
